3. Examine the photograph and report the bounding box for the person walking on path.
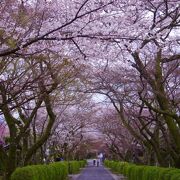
[93,159,96,166]
[97,153,103,166]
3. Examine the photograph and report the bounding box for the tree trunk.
[24,93,56,165]
[4,145,17,180]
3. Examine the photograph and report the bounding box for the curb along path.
[69,160,126,180]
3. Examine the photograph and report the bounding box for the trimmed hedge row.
[104,160,180,180]
[11,160,86,180]
[68,160,86,174]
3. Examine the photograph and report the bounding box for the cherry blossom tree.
[88,56,179,166]
[0,52,85,179]
[0,1,180,178]
[46,100,96,160]
[96,108,143,163]
[118,0,180,167]
[79,0,180,167]
[0,0,115,58]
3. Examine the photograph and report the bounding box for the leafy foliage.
[11,160,86,180]
[105,160,180,180]
[68,160,86,174]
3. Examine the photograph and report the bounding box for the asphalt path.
[69,159,126,180]
[76,165,115,180]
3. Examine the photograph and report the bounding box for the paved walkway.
[70,160,126,180]
[76,165,114,180]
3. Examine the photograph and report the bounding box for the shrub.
[79,160,87,168]
[11,162,68,180]
[68,160,86,174]
[11,160,86,180]
[104,160,180,180]
[68,161,79,174]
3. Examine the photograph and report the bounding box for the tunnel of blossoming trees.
[0,0,180,179]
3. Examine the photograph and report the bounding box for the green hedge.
[104,160,180,180]
[68,160,87,174]
[11,160,86,180]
